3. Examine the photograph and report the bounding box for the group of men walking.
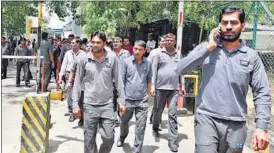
[66,6,271,153]
[1,6,271,153]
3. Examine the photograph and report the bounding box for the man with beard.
[116,40,151,153]
[72,32,125,153]
[112,36,131,127]
[176,6,271,153]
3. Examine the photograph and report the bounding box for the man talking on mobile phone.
[176,6,271,153]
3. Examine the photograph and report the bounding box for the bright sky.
[43,4,71,29]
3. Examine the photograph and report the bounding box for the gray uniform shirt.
[152,50,182,90]
[123,56,152,105]
[14,45,31,62]
[176,42,271,131]
[59,49,85,77]
[1,43,10,55]
[72,50,125,108]
[39,40,53,64]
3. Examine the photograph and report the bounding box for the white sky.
[43,4,71,29]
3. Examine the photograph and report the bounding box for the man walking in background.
[59,38,85,122]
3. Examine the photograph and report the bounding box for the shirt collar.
[88,49,108,61]
[161,49,177,56]
[218,40,247,53]
[131,55,146,63]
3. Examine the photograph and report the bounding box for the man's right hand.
[73,107,81,119]
[207,27,221,52]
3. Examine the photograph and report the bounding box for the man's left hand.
[252,129,269,151]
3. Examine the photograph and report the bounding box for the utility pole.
[176,1,184,59]
[252,1,259,49]
[36,0,43,93]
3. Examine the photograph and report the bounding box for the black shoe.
[168,143,178,152]
[69,116,75,122]
[16,84,20,87]
[158,124,163,131]
[64,113,70,116]
[117,137,125,147]
[152,130,160,137]
[25,84,31,88]
[78,120,83,126]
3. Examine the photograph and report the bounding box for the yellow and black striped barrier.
[20,93,51,153]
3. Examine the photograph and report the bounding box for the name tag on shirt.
[240,60,249,67]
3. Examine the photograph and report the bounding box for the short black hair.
[123,36,130,42]
[72,38,82,44]
[69,34,75,38]
[134,40,146,49]
[90,32,107,42]
[42,32,48,40]
[82,38,88,44]
[20,37,26,41]
[219,6,245,23]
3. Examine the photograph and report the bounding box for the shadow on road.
[121,143,159,153]
[48,135,84,153]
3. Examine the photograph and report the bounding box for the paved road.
[2,62,255,153]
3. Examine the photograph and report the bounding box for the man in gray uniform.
[1,37,10,79]
[68,41,92,126]
[59,38,86,122]
[112,36,131,126]
[176,6,271,153]
[72,32,126,153]
[116,40,151,153]
[14,38,32,87]
[39,32,54,91]
[151,33,184,152]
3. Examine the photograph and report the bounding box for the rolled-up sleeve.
[113,57,125,105]
[250,53,272,132]
[72,58,85,109]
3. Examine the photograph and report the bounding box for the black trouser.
[1,59,8,77]
[16,61,30,85]
[52,61,58,81]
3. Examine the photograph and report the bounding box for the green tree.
[1,1,37,35]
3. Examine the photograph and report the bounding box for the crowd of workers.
[1,6,272,153]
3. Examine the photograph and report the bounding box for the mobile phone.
[213,25,221,42]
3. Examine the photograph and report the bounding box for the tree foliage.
[1,1,37,35]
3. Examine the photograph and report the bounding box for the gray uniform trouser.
[65,72,73,114]
[194,113,247,153]
[84,103,115,153]
[153,89,178,145]
[120,100,148,153]
[43,63,52,91]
